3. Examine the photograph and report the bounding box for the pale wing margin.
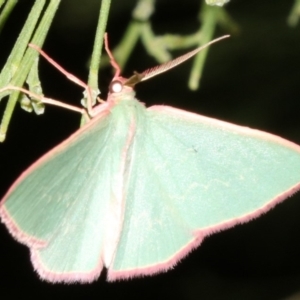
[109,105,300,280]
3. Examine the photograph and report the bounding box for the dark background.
[0,0,300,299]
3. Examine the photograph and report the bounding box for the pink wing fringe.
[0,206,47,248]
[0,206,104,283]
[108,182,300,281]
[31,250,104,283]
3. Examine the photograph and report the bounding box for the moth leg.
[28,44,101,115]
[0,85,88,119]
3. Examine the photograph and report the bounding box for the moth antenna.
[104,33,121,78]
[141,35,230,82]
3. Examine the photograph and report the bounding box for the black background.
[0,0,300,299]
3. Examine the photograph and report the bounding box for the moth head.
[108,77,135,96]
[109,80,123,94]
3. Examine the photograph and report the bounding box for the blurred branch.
[101,0,154,70]
[288,0,300,27]
[188,3,217,90]
[0,0,18,34]
[101,0,236,90]
[205,0,229,6]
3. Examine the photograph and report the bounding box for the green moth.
[1,35,300,283]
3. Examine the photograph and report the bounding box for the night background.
[0,0,300,299]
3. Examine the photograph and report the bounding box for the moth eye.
[110,80,123,93]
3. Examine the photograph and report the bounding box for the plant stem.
[88,0,111,97]
[188,3,217,90]
[0,0,18,34]
[0,0,61,142]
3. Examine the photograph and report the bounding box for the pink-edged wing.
[1,96,300,283]
[0,101,130,282]
[108,105,300,281]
